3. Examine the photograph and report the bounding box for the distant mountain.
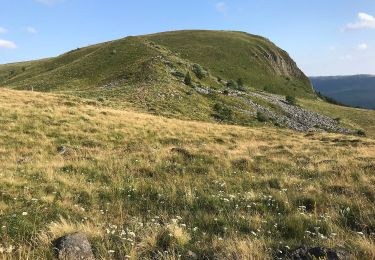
[310,75,375,110]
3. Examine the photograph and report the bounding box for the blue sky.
[1,0,375,76]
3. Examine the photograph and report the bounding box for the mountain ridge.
[311,74,375,110]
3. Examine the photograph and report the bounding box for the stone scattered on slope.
[225,89,356,134]
[53,233,95,260]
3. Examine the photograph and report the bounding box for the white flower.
[22,212,28,216]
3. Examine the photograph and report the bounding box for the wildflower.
[22,212,28,216]
[108,250,115,254]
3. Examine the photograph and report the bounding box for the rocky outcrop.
[242,91,356,134]
[211,88,356,134]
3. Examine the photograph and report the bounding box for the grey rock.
[287,246,348,260]
[54,233,95,260]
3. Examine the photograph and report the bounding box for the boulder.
[54,233,95,260]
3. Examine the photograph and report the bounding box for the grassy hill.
[0,88,375,259]
[311,75,375,110]
[1,31,375,258]
[0,31,315,126]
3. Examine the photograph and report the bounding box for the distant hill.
[310,75,375,110]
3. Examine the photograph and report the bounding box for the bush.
[172,71,185,78]
[357,129,366,136]
[237,78,244,87]
[286,95,297,105]
[192,64,206,79]
[226,80,237,89]
[213,103,233,121]
[256,111,268,122]
[184,72,192,86]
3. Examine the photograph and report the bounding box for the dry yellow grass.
[0,88,374,259]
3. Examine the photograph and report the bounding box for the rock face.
[54,233,95,260]
[287,246,348,260]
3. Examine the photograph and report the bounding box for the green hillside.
[0,30,313,97]
[145,30,313,96]
[0,31,316,124]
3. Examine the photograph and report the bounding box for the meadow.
[0,88,374,259]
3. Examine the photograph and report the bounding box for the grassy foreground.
[0,89,374,259]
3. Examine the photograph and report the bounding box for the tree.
[184,72,192,86]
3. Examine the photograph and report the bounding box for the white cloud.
[0,27,7,34]
[339,54,353,61]
[346,12,375,30]
[0,39,17,49]
[215,2,228,16]
[36,0,63,5]
[26,26,38,34]
[357,43,368,50]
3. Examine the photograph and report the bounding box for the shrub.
[256,111,268,122]
[226,80,237,89]
[357,129,366,136]
[172,71,185,78]
[213,103,233,121]
[237,78,244,87]
[111,49,117,55]
[192,64,206,79]
[286,95,297,105]
[184,72,192,86]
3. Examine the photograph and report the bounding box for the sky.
[1,0,375,76]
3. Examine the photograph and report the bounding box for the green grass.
[146,30,314,97]
[0,88,374,259]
